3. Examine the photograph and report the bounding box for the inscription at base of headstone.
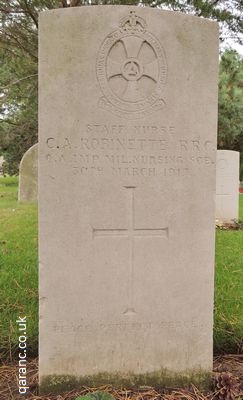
[216,150,240,222]
[18,143,38,202]
[39,6,218,393]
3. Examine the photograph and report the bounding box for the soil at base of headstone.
[216,220,243,230]
[0,355,242,400]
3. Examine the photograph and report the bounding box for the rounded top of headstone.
[18,143,38,202]
[217,150,240,155]
[39,5,219,26]
[19,143,38,171]
[217,150,240,165]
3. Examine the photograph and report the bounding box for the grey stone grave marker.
[18,143,38,202]
[0,156,4,176]
[39,6,218,392]
[216,150,240,222]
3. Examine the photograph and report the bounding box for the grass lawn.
[214,228,243,353]
[239,193,243,220]
[214,194,243,353]
[0,177,38,361]
[0,177,242,362]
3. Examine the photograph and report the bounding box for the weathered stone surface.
[39,6,218,391]
[18,143,38,202]
[216,150,240,222]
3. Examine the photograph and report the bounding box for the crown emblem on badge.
[119,11,147,33]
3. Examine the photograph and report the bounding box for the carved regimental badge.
[97,11,167,119]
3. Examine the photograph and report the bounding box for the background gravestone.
[216,150,240,222]
[0,156,4,176]
[39,6,218,392]
[18,143,38,202]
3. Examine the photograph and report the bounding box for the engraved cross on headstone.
[93,186,169,315]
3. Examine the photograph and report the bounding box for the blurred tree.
[218,49,243,179]
[0,0,242,174]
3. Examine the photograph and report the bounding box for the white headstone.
[39,6,218,392]
[216,150,240,222]
[18,143,38,202]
